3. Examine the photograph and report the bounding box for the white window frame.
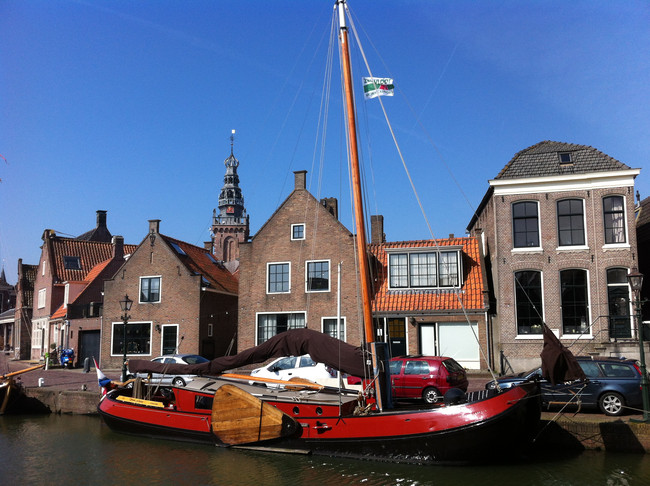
[602,194,630,249]
[305,259,331,293]
[160,323,179,355]
[322,316,346,341]
[386,248,463,290]
[514,270,546,339]
[255,311,306,345]
[110,321,153,357]
[139,275,162,304]
[37,289,46,309]
[559,268,593,339]
[291,223,306,241]
[267,262,291,294]
[556,198,589,250]
[511,200,542,252]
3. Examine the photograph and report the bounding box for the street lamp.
[119,294,133,382]
[627,268,649,422]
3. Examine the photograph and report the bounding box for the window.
[560,269,589,335]
[63,256,81,270]
[388,250,461,289]
[514,271,543,334]
[439,251,460,287]
[607,268,631,339]
[140,276,161,303]
[306,260,330,292]
[404,360,430,375]
[111,322,151,355]
[161,324,178,355]
[291,224,305,240]
[558,152,573,165]
[323,317,345,340]
[603,196,626,244]
[557,199,585,246]
[257,312,305,345]
[267,263,290,293]
[512,201,540,248]
[37,289,46,309]
[409,253,437,287]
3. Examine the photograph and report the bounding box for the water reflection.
[1,414,649,485]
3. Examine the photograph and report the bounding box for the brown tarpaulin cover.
[128,328,370,378]
[540,324,587,385]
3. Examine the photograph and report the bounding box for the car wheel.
[172,377,186,387]
[422,387,440,404]
[599,391,625,416]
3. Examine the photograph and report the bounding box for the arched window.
[560,269,589,334]
[514,271,543,334]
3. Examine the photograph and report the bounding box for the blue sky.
[1,0,649,285]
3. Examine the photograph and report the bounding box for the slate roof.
[369,237,485,313]
[495,141,630,180]
[161,235,238,295]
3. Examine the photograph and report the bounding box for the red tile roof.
[49,238,137,283]
[369,237,486,313]
[161,235,238,295]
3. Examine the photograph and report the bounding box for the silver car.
[130,354,209,387]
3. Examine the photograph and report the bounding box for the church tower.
[210,130,249,269]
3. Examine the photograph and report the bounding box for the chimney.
[320,197,338,220]
[149,219,161,235]
[371,215,385,244]
[96,210,107,228]
[294,170,307,190]
[112,235,124,259]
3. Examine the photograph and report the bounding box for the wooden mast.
[337,0,374,345]
[337,0,388,411]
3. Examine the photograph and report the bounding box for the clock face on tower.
[227,206,234,214]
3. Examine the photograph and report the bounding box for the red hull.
[98,379,540,464]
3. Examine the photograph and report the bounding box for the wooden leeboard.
[211,384,298,445]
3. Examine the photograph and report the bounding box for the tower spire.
[210,131,249,267]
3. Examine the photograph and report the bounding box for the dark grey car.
[486,357,644,416]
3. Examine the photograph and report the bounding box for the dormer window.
[558,152,573,165]
[63,256,81,270]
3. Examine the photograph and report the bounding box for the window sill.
[511,247,543,254]
[561,334,593,340]
[602,243,630,250]
[555,245,589,252]
[515,334,543,340]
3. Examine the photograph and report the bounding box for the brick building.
[30,211,131,361]
[238,170,362,351]
[101,219,238,369]
[49,236,135,367]
[12,260,36,360]
[369,225,489,369]
[467,141,642,372]
[238,170,489,369]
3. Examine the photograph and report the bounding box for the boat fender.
[443,388,467,406]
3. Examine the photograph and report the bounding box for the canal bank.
[4,354,650,454]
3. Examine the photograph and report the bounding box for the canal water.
[1,414,649,486]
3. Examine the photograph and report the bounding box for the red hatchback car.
[389,356,468,404]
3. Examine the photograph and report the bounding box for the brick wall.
[238,187,362,351]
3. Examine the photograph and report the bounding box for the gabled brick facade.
[468,141,642,372]
[238,171,361,352]
[101,220,238,369]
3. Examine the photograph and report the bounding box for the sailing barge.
[99,0,545,464]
